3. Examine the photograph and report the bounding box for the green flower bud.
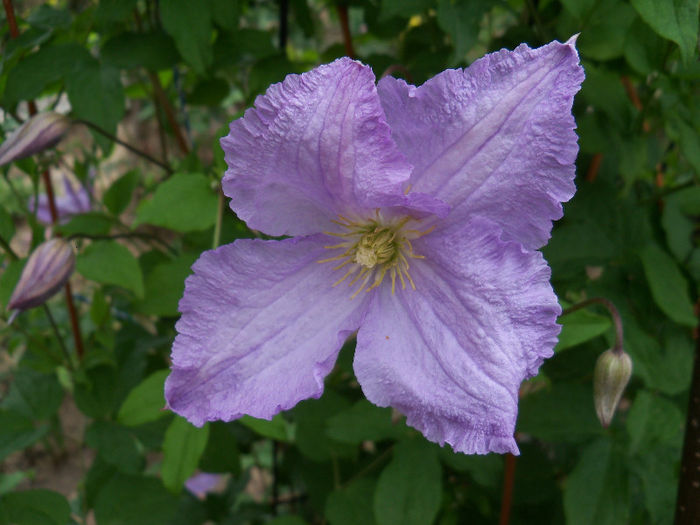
[593,349,633,428]
[0,112,71,167]
[7,239,75,312]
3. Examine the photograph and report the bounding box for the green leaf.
[0,206,15,243]
[563,439,629,525]
[3,43,90,107]
[66,58,125,152]
[198,422,240,473]
[436,0,495,62]
[160,0,213,73]
[134,173,217,232]
[85,421,144,474]
[1,368,63,420]
[73,365,120,419]
[208,0,241,32]
[117,369,169,426]
[76,241,144,297]
[0,258,25,310]
[639,243,696,327]
[55,212,114,237]
[557,308,612,352]
[577,1,636,61]
[103,170,139,216]
[630,0,699,65]
[95,0,138,24]
[134,253,197,317]
[161,417,210,492]
[239,414,292,442]
[0,411,48,462]
[101,32,179,71]
[626,390,683,454]
[630,446,678,525]
[381,0,433,19]
[662,186,700,261]
[518,383,603,443]
[374,440,442,525]
[1,489,70,525]
[94,474,179,525]
[326,479,377,525]
[438,448,503,488]
[293,391,355,462]
[326,400,405,444]
[267,517,309,525]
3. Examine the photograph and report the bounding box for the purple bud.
[7,239,75,312]
[593,349,633,428]
[0,113,71,167]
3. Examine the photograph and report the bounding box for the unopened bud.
[0,113,71,167]
[7,239,75,312]
[593,349,632,428]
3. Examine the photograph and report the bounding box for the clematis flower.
[165,38,584,454]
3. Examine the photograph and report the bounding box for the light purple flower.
[31,173,91,225]
[165,38,584,455]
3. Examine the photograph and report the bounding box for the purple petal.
[354,218,561,454]
[377,37,584,249]
[220,58,415,237]
[165,235,371,426]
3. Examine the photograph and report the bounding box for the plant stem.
[272,440,279,515]
[336,4,355,58]
[147,72,190,155]
[674,326,700,524]
[76,119,173,173]
[2,0,85,361]
[498,453,517,525]
[561,297,624,354]
[42,304,74,371]
[212,189,224,249]
[0,232,18,260]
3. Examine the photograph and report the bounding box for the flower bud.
[593,349,633,428]
[0,112,71,167]
[7,239,75,312]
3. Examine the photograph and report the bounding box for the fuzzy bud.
[7,239,75,312]
[0,113,71,167]
[593,349,633,428]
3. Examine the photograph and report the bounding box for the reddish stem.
[586,153,603,183]
[3,0,85,360]
[499,453,517,525]
[336,4,355,58]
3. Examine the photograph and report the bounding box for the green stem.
[213,189,224,249]
[42,304,74,371]
[76,119,173,173]
[0,232,18,260]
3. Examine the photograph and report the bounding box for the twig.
[147,72,190,155]
[336,4,355,58]
[0,232,18,260]
[42,304,74,371]
[585,153,603,182]
[76,119,173,173]
[212,189,224,249]
[674,317,700,524]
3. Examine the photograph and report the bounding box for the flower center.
[318,211,434,299]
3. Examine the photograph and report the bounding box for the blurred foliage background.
[0,0,698,524]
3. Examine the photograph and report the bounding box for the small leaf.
[436,0,495,62]
[101,32,179,71]
[626,390,683,454]
[55,212,114,237]
[134,254,197,317]
[327,400,404,443]
[239,414,291,442]
[76,241,144,297]
[639,243,696,327]
[85,421,143,474]
[161,417,210,492]
[134,173,217,233]
[557,307,612,352]
[94,474,179,525]
[0,411,48,462]
[103,170,139,216]
[117,370,169,427]
[374,440,442,525]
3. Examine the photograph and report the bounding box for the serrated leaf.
[630,0,698,65]
[639,243,696,327]
[117,370,169,426]
[563,439,629,525]
[134,173,217,232]
[76,241,144,297]
[161,417,210,492]
[374,440,442,525]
